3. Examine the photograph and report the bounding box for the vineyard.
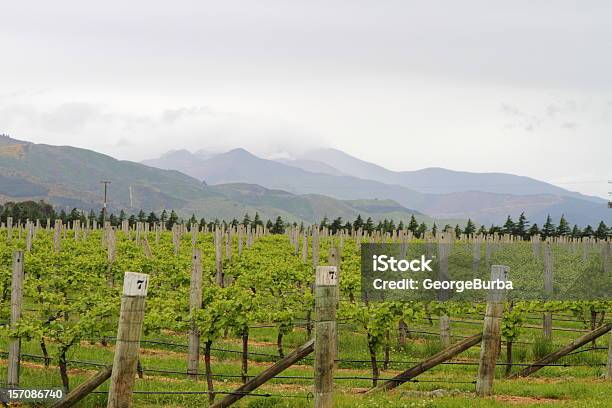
[1,219,611,407]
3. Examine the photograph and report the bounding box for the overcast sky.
[1,1,611,198]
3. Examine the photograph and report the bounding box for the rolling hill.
[144,147,610,226]
[0,135,432,224]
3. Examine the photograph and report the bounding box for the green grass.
[2,314,610,407]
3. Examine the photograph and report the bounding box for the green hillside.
[0,136,438,224]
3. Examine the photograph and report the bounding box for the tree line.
[0,200,609,240]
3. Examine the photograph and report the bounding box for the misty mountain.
[143,147,426,208]
[143,147,610,226]
[298,148,603,202]
[0,136,430,224]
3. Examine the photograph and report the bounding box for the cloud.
[500,103,540,131]
[561,122,579,130]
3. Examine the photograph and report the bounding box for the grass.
[1,313,610,407]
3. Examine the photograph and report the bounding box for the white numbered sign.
[123,272,149,296]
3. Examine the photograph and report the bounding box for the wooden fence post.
[543,242,553,339]
[7,216,12,242]
[314,265,338,408]
[8,251,24,388]
[107,272,149,408]
[606,327,612,381]
[188,249,203,379]
[312,225,320,268]
[215,227,224,287]
[438,232,451,347]
[476,264,509,396]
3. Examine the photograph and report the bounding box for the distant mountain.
[299,148,603,202]
[0,136,428,224]
[143,147,610,226]
[143,147,426,210]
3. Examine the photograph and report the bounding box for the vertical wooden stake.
[476,264,509,396]
[215,227,224,287]
[107,272,149,408]
[188,249,203,379]
[8,251,24,388]
[543,242,553,339]
[25,222,33,252]
[7,216,12,242]
[301,231,308,263]
[312,225,320,269]
[606,327,612,381]
[314,266,338,408]
[438,233,451,347]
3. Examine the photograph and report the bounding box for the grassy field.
[2,309,611,407]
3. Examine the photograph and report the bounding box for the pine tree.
[557,215,570,236]
[542,215,555,238]
[514,212,529,238]
[570,224,581,238]
[364,217,374,233]
[477,225,487,236]
[353,214,364,231]
[464,219,476,236]
[320,216,329,228]
[387,219,396,233]
[265,219,273,231]
[595,221,609,239]
[128,214,137,227]
[432,223,437,236]
[118,209,126,224]
[109,213,117,226]
[417,222,427,238]
[88,209,96,224]
[199,218,207,229]
[330,217,343,234]
[502,216,514,235]
[582,225,594,237]
[397,220,405,231]
[188,214,197,226]
[160,210,168,224]
[253,212,262,226]
[344,221,352,232]
[242,213,251,227]
[147,212,159,225]
[528,223,540,237]
[454,224,462,238]
[138,210,146,223]
[408,215,419,234]
[166,210,179,229]
[272,216,285,234]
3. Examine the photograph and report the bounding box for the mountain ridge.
[0,135,435,225]
[143,146,610,225]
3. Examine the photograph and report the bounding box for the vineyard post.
[54,220,62,253]
[7,251,24,388]
[215,226,224,287]
[472,235,481,275]
[312,225,320,268]
[7,216,12,242]
[107,272,149,408]
[607,327,612,380]
[301,230,308,263]
[438,232,451,347]
[26,221,33,251]
[314,265,338,408]
[238,224,243,256]
[476,264,509,396]
[188,249,203,379]
[543,241,553,339]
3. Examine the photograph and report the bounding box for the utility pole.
[100,180,111,224]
